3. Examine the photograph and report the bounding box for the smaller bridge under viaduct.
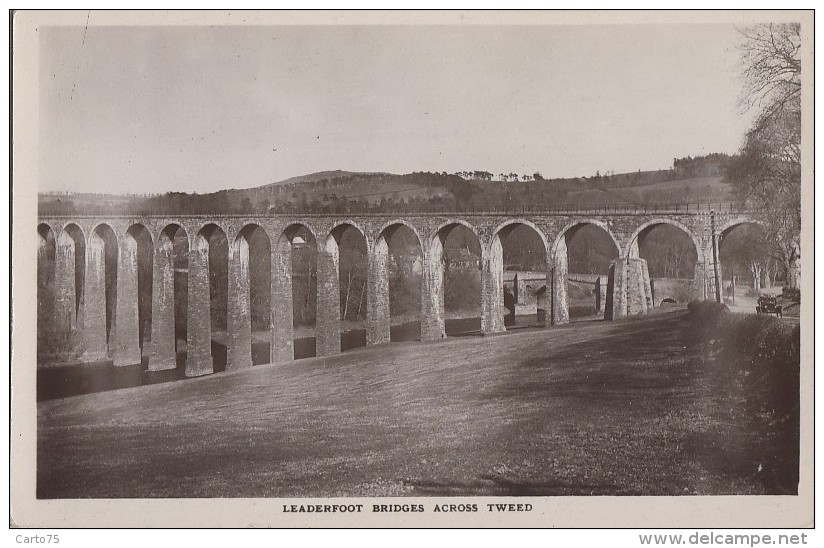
[36,207,756,377]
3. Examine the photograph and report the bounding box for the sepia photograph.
[11,10,813,528]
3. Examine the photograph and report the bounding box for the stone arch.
[328,220,370,248]
[186,223,229,376]
[426,220,483,339]
[430,219,482,248]
[112,223,154,366]
[484,219,550,334]
[272,223,319,363]
[490,218,549,257]
[617,219,702,317]
[83,223,118,362]
[277,221,320,252]
[551,219,621,259]
[153,219,188,249]
[226,223,272,369]
[550,220,621,325]
[375,219,425,254]
[148,223,189,372]
[711,217,767,258]
[713,218,775,295]
[626,218,704,263]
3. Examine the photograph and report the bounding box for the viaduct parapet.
[36,207,756,376]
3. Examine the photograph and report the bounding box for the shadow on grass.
[405,474,635,496]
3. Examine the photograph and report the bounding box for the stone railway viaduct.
[37,207,756,377]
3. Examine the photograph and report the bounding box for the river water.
[37,310,596,401]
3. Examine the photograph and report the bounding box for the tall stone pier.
[481,236,506,334]
[271,236,294,363]
[186,235,213,377]
[366,238,391,346]
[113,233,141,366]
[551,237,570,326]
[316,236,342,356]
[148,232,177,370]
[227,236,253,370]
[421,237,446,341]
[82,230,110,362]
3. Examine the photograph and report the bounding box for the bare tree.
[737,23,801,125]
[727,22,802,289]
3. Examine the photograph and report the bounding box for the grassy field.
[37,307,794,498]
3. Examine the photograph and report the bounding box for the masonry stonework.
[227,236,253,370]
[316,237,342,356]
[39,209,754,372]
[148,233,177,370]
[186,235,213,377]
[82,231,110,362]
[551,237,570,326]
[421,237,446,341]
[366,237,391,345]
[271,237,294,362]
[55,231,79,337]
[113,233,142,366]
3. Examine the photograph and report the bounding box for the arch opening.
[371,223,423,344]
[488,222,548,332]
[228,224,272,368]
[433,223,482,337]
[325,224,368,353]
[554,222,620,323]
[717,222,782,309]
[628,222,700,310]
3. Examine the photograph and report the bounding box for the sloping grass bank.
[686,301,800,493]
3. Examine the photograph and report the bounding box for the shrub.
[686,299,730,327]
[782,286,800,303]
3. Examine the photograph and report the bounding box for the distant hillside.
[39,153,736,216]
[256,170,392,189]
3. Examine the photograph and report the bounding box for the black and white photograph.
[11,10,814,529]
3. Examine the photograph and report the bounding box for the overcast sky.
[39,24,754,194]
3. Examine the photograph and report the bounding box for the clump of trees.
[726,23,801,290]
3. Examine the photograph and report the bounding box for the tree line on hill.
[38,154,733,217]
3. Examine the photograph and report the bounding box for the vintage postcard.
[10,10,814,528]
